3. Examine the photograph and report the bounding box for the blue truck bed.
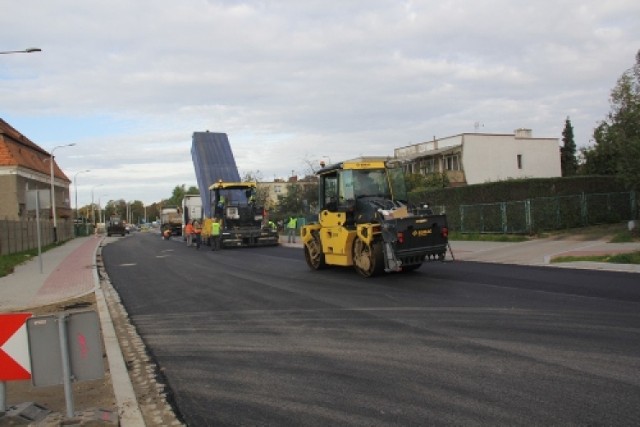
[191,132,241,218]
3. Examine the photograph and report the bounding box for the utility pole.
[49,143,75,242]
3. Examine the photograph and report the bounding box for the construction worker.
[185,220,195,247]
[287,216,298,243]
[193,220,202,249]
[247,188,256,205]
[215,195,226,216]
[210,218,221,251]
[162,226,172,240]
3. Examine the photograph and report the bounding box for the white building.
[394,129,561,186]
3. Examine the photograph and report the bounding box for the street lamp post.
[0,47,42,55]
[98,194,109,224]
[73,169,90,222]
[91,185,103,225]
[50,143,76,243]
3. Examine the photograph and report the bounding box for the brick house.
[0,118,72,220]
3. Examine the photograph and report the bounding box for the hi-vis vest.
[287,217,297,229]
[211,221,221,236]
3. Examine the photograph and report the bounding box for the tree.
[425,172,449,188]
[240,170,274,207]
[276,182,304,216]
[299,178,319,214]
[128,200,146,223]
[241,170,263,182]
[405,172,449,192]
[582,49,640,190]
[405,173,429,191]
[165,185,189,207]
[146,202,161,223]
[560,117,578,176]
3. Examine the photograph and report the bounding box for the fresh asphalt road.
[102,232,640,426]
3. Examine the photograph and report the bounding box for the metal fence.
[455,192,637,234]
[0,218,77,256]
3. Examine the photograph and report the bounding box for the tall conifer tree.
[561,117,577,176]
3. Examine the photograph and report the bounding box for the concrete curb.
[94,243,146,426]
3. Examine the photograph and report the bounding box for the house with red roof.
[0,118,72,222]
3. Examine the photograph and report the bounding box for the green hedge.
[409,176,638,233]
[411,176,626,206]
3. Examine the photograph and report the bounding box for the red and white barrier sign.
[0,313,32,380]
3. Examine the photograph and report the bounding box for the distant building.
[258,178,289,209]
[0,118,71,220]
[394,129,561,186]
[258,175,319,210]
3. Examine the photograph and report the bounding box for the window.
[420,159,436,174]
[321,174,339,210]
[444,155,460,171]
[517,154,523,169]
[427,158,435,173]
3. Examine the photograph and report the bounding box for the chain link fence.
[452,191,637,234]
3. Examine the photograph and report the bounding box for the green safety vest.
[287,217,297,229]
[211,222,221,236]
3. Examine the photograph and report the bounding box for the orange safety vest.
[185,223,195,235]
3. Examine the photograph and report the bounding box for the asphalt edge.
[93,241,146,426]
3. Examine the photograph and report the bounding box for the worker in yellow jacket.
[287,216,297,243]
[210,218,221,251]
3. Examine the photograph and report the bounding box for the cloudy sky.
[2,1,639,207]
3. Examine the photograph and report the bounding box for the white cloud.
[1,0,639,206]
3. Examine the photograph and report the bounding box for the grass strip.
[0,243,61,277]
[551,251,640,264]
[449,231,529,242]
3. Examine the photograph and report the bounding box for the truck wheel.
[304,233,326,270]
[353,238,384,277]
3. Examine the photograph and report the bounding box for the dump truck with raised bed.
[301,157,450,277]
[203,181,278,248]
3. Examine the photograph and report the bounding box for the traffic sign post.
[27,310,104,419]
[2,310,104,421]
[26,189,49,274]
[0,313,32,416]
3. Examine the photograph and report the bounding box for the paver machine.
[206,181,279,248]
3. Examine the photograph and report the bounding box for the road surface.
[102,232,640,426]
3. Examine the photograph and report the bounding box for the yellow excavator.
[301,157,450,277]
